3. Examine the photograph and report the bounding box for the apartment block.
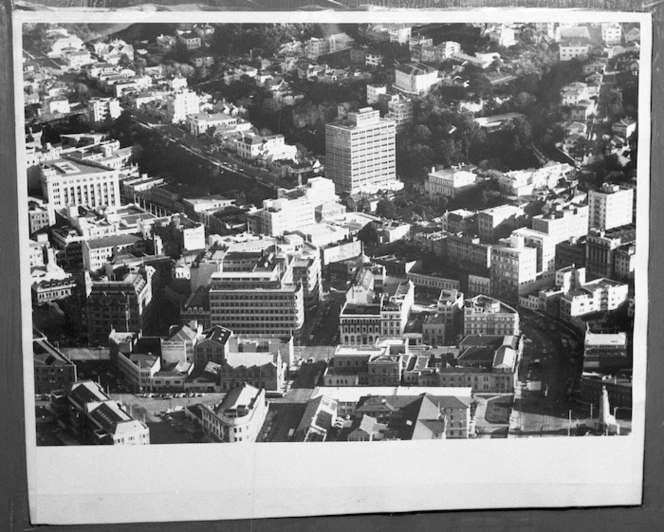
[166,89,200,123]
[325,107,398,195]
[87,97,122,125]
[588,183,634,231]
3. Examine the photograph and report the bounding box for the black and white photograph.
[13,7,652,525]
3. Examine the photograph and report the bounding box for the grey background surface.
[1,1,662,529]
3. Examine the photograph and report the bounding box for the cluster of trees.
[396,97,485,182]
[396,93,540,181]
[209,24,322,58]
[107,112,272,205]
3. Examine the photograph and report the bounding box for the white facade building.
[325,107,399,195]
[40,158,121,211]
[588,183,634,231]
[87,97,122,125]
[166,90,200,124]
[425,166,477,199]
[201,383,268,443]
[394,63,439,95]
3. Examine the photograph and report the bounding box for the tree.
[375,198,398,220]
[358,222,379,246]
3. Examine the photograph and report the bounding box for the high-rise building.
[209,249,304,336]
[325,107,399,195]
[588,183,634,231]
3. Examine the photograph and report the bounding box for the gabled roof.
[215,382,261,414]
[399,395,442,440]
[69,380,108,407]
[349,414,383,438]
[200,325,232,345]
[165,324,199,343]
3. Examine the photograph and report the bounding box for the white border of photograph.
[14,8,651,525]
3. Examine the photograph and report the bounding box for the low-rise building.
[612,118,637,139]
[218,351,285,392]
[478,204,526,242]
[446,232,493,271]
[82,234,144,273]
[33,331,78,394]
[86,265,155,344]
[583,331,629,372]
[293,395,339,442]
[117,352,161,393]
[559,41,590,62]
[186,112,251,136]
[193,325,232,366]
[62,380,150,445]
[580,372,632,410]
[338,279,414,346]
[236,133,297,164]
[425,165,478,199]
[394,62,439,95]
[560,278,629,325]
[585,226,636,280]
[200,383,268,443]
[463,295,520,336]
[532,203,589,245]
[160,322,203,365]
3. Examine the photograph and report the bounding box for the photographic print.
[15,8,651,525]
